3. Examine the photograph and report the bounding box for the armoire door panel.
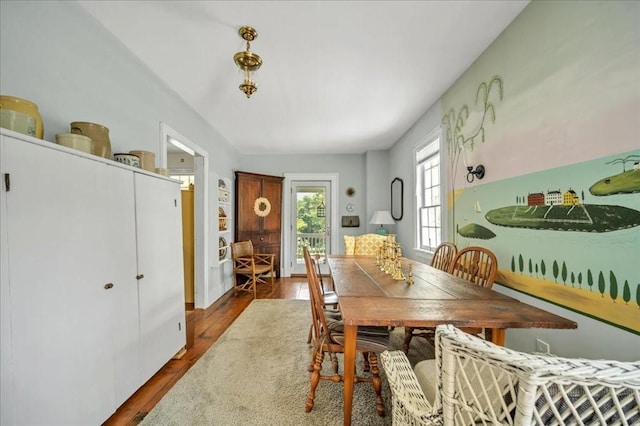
[235,171,283,277]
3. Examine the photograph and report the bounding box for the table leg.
[343,324,357,426]
[491,328,506,346]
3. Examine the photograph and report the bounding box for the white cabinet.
[134,173,185,381]
[0,131,185,425]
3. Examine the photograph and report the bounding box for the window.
[415,132,442,252]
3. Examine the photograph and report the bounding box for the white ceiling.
[78,1,528,155]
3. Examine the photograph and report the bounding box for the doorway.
[159,123,210,308]
[283,173,339,277]
[290,181,330,275]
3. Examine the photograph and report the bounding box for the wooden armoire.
[234,171,284,277]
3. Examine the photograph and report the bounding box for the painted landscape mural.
[451,151,640,334]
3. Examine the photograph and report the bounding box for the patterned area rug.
[140,299,433,426]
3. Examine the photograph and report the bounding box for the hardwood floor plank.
[103,277,306,426]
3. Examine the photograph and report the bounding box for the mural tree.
[622,280,631,305]
[441,75,503,178]
[609,271,618,302]
[598,271,606,297]
[605,154,640,172]
[441,76,504,242]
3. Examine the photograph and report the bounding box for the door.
[134,173,186,382]
[290,181,331,275]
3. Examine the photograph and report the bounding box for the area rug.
[140,299,434,426]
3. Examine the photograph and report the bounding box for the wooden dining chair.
[306,253,339,344]
[448,245,498,289]
[404,242,458,354]
[449,245,498,341]
[303,247,389,417]
[230,240,275,299]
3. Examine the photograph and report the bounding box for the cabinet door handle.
[136,274,144,280]
[104,283,114,290]
[260,237,264,241]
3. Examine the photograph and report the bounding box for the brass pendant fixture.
[233,26,262,98]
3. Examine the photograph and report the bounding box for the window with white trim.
[415,133,442,252]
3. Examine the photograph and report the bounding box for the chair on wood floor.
[303,247,390,417]
[230,240,275,299]
[404,242,458,354]
[382,324,640,425]
[306,252,338,344]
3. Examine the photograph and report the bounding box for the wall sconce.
[233,26,262,98]
[316,201,326,218]
[460,141,486,183]
[370,210,395,235]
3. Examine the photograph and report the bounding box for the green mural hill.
[485,204,640,232]
[457,223,496,239]
[590,169,640,196]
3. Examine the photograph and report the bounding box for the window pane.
[423,169,431,188]
[423,188,432,207]
[415,135,442,251]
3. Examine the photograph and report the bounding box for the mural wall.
[440,1,640,333]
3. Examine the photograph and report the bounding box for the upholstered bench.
[343,233,387,255]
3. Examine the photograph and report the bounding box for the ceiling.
[78,1,528,155]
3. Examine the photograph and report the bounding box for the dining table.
[328,254,578,426]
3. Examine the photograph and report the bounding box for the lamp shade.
[370,210,395,225]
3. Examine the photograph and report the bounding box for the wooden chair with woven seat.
[404,242,458,354]
[230,240,275,299]
[306,252,339,344]
[303,247,390,417]
[382,324,640,425]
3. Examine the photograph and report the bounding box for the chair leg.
[368,352,385,417]
[305,350,324,412]
[252,275,257,299]
[403,327,414,354]
[362,351,370,372]
[307,323,313,344]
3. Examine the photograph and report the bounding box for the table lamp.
[369,210,395,235]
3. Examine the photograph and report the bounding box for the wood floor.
[103,277,310,426]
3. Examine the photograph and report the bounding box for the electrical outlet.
[536,338,550,354]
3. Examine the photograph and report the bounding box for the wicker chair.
[230,240,275,299]
[381,324,640,425]
[404,242,457,354]
[303,247,390,417]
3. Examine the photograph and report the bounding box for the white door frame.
[159,122,210,308]
[283,173,339,277]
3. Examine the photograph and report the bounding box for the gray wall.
[0,1,239,178]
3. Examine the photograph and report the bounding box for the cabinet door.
[134,173,185,381]
[262,177,283,235]
[235,172,262,236]
[0,136,139,425]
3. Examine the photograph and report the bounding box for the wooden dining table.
[328,255,577,426]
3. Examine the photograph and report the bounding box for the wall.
[389,100,443,263]
[0,1,240,306]
[390,1,639,361]
[365,150,393,234]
